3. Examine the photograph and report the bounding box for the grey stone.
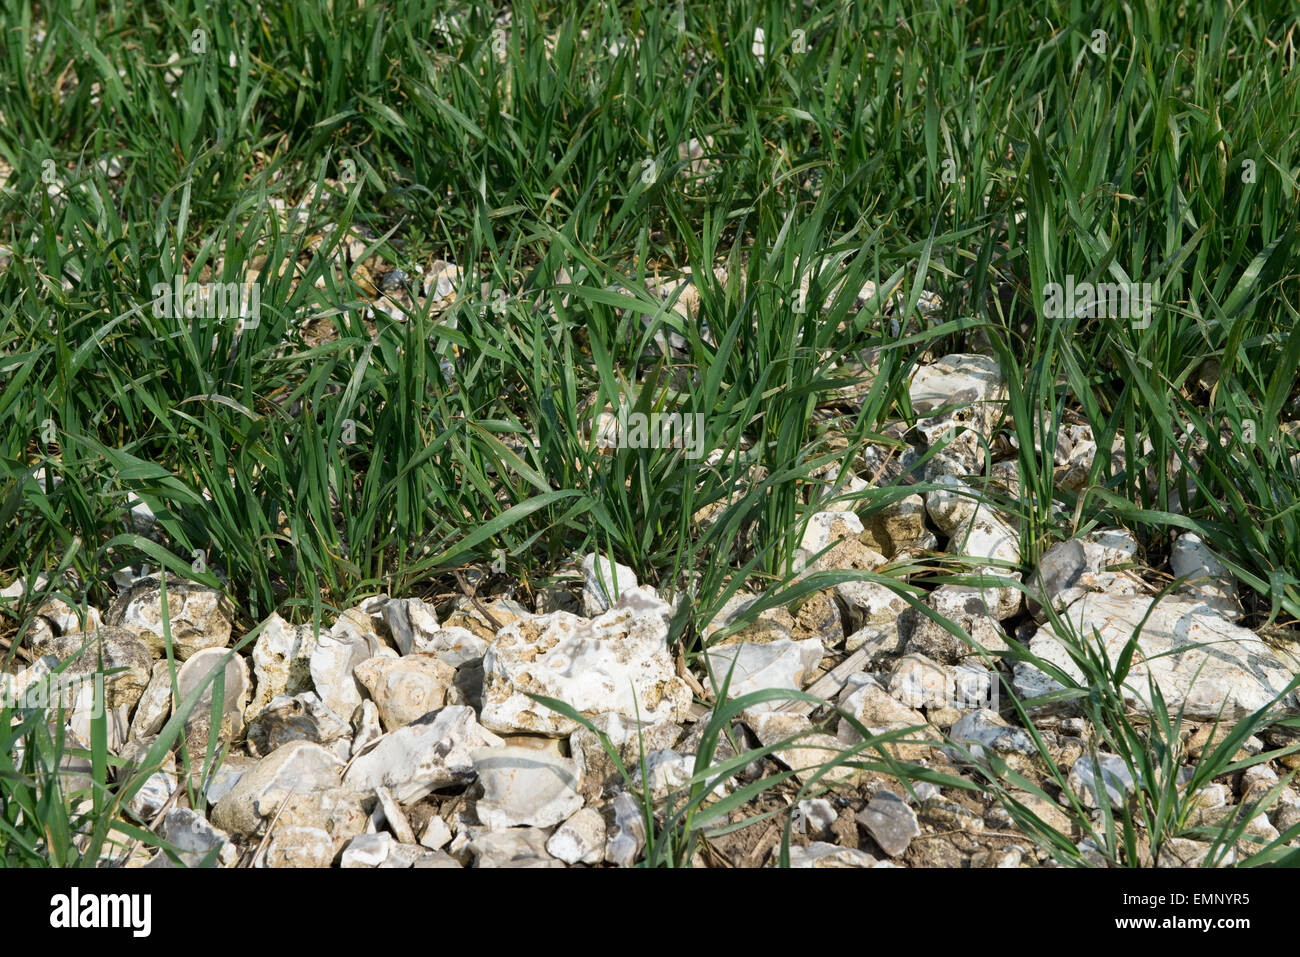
[604,791,646,867]
[342,705,504,803]
[858,791,920,857]
[471,746,584,829]
[247,691,351,759]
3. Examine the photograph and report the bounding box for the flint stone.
[272,785,368,854]
[379,597,440,655]
[1171,533,1241,620]
[481,596,691,736]
[744,710,860,786]
[581,553,639,617]
[247,612,316,722]
[784,842,884,868]
[106,576,235,659]
[605,791,646,867]
[309,617,380,721]
[247,691,351,759]
[903,585,1009,663]
[704,638,824,711]
[1014,593,1299,721]
[211,740,344,836]
[343,705,504,804]
[946,709,1037,765]
[45,627,152,714]
[341,832,392,868]
[834,580,910,635]
[704,592,794,645]
[468,827,563,868]
[471,746,584,829]
[160,808,236,868]
[547,808,606,864]
[263,825,334,868]
[569,713,683,803]
[1068,754,1139,809]
[858,791,919,857]
[175,648,250,755]
[354,654,456,731]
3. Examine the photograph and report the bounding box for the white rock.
[581,553,638,616]
[205,756,254,807]
[925,476,979,535]
[605,791,646,867]
[833,580,910,634]
[799,511,865,555]
[471,745,584,829]
[129,661,175,740]
[785,842,883,868]
[343,705,504,804]
[161,808,236,867]
[546,807,607,864]
[944,508,1022,619]
[1068,754,1139,809]
[946,709,1037,761]
[247,612,316,722]
[211,741,343,836]
[908,354,1006,476]
[703,591,793,644]
[264,825,334,868]
[1193,783,1230,809]
[272,786,368,854]
[374,786,417,843]
[308,618,379,721]
[41,627,152,713]
[128,766,176,821]
[379,597,441,655]
[703,638,824,710]
[175,648,251,751]
[31,596,102,637]
[467,827,563,868]
[858,791,920,856]
[630,748,727,801]
[354,654,456,731]
[420,815,452,851]
[888,653,995,714]
[836,675,933,757]
[341,832,392,867]
[1171,533,1241,620]
[105,576,234,659]
[481,598,691,736]
[793,798,837,837]
[351,699,383,756]
[904,585,1009,662]
[412,626,489,667]
[862,493,935,557]
[1015,593,1299,720]
[743,710,861,785]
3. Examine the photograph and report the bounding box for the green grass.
[1,0,1298,865]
